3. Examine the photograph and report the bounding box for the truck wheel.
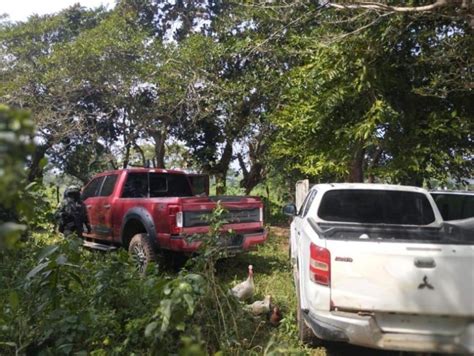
[296,273,323,346]
[129,233,157,274]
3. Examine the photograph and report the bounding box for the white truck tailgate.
[326,239,474,316]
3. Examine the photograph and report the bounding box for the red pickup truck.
[80,168,267,271]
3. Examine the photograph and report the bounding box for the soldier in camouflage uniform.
[55,186,90,237]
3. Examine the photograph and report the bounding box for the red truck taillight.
[168,205,183,235]
[309,243,331,286]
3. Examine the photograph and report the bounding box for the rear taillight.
[168,205,183,234]
[309,243,331,286]
[259,207,263,222]
[176,211,183,228]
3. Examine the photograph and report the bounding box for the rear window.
[318,189,435,225]
[187,175,209,195]
[149,173,192,197]
[432,193,474,220]
[122,172,193,198]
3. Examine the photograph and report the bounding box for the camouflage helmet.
[64,185,81,198]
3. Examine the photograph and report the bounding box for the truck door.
[92,174,119,241]
[82,176,105,238]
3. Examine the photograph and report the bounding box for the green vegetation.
[0,105,35,248]
[271,12,473,185]
[0,225,317,354]
[0,0,472,353]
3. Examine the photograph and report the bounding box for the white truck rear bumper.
[304,310,474,354]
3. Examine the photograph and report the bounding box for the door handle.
[414,257,436,268]
[103,204,111,209]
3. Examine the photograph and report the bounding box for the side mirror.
[283,203,297,216]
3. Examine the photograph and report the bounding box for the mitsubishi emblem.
[418,275,434,290]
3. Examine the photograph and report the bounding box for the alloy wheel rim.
[132,243,147,273]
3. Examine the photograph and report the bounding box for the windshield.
[318,189,435,225]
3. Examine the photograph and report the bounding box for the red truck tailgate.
[179,196,263,231]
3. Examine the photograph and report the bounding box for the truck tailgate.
[179,196,262,228]
[325,239,474,316]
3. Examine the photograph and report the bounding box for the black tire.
[295,267,324,346]
[129,233,157,274]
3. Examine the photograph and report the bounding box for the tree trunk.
[238,138,267,195]
[347,148,365,183]
[105,146,118,170]
[238,153,264,195]
[27,144,50,182]
[134,143,146,167]
[237,153,251,193]
[215,173,227,195]
[367,146,383,184]
[211,140,234,195]
[151,128,167,169]
[123,141,131,169]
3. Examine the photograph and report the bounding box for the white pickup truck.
[284,184,473,354]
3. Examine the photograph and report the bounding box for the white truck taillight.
[259,207,263,222]
[309,243,331,286]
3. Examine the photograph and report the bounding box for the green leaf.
[66,271,84,287]
[8,291,19,311]
[37,245,59,261]
[160,299,172,333]
[24,182,37,191]
[0,342,17,348]
[145,321,158,338]
[183,294,194,314]
[39,157,48,169]
[56,254,68,265]
[26,261,49,279]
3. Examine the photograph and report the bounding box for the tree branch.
[327,0,462,13]
[237,153,249,180]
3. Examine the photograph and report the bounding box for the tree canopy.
[0,0,472,191]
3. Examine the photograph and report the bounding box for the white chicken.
[244,295,272,316]
[230,264,255,301]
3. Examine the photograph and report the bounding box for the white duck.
[244,295,272,316]
[230,265,255,301]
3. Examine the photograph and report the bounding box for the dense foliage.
[1,235,213,354]
[0,106,35,247]
[0,228,302,354]
[271,9,473,185]
[1,0,471,192]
